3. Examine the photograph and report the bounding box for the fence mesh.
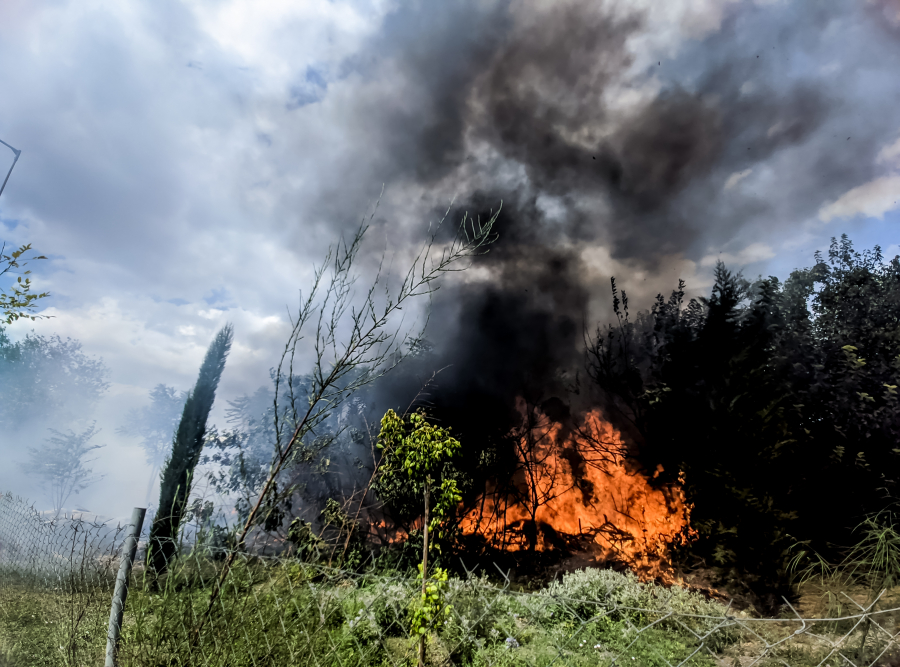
[0,493,130,666]
[1,493,899,667]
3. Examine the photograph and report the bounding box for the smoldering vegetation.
[3,0,900,614]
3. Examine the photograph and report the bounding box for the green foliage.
[187,201,500,641]
[543,568,742,649]
[789,505,900,613]
[0,242,50,324]
[200,370,369,541]
[847,507,900,593]
[0,534,118,667]
[375,528,429,573]
[410,565,452,638]
[3,551,893,667]
[201,384,279,507]
[588,236,900,601]
[287,517,325,561]
[786,506,900,662]
[149,324,234,575]
[320,498,371,569]
[375,409,463,549]
[376,409,464,664]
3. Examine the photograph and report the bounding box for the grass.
[0,566,115,667]
[1,552,898,667]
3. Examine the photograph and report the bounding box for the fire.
[460,399,696,580]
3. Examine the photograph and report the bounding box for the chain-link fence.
[0,493,128,582]
[0,493,132,666]
[1,492,899,667]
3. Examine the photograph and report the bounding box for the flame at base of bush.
[460,401,697,581]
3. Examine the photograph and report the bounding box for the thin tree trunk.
[418,475,430,667]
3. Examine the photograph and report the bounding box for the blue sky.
[0,0,898,518]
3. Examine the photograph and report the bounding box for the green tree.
[207,384,277,505]
[21,422,105,516]
[587,237,900,604]
[0,242,50,324]
[376,408,461,667]
[148,323,234,575]
[589,266,813,600]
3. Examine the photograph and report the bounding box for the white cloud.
[766,121,784,138]
[876,135,900,169]
[594,0,745,74]
[724,168,753,190]
[818,133,900,222]
[699,242,776,268]
[817,174,900,222]
[189,0,389,94]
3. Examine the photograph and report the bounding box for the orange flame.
[460,399,696,580]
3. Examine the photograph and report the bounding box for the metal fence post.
[105,507,146,667]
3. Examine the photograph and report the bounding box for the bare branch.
[190,195,500,642]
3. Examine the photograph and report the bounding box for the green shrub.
[543,568,742,655]
[362,580,414,636]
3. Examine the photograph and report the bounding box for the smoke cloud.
[3,0,900,517]
[318,0,896,439]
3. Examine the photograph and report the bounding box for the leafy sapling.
[377,408,462,667]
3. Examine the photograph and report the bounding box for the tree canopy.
[588,235,900,601]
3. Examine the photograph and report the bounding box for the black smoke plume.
[300,0,899,510]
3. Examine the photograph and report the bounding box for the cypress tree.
[148,323,233,575]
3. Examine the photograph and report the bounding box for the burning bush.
[460,401,696,582]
